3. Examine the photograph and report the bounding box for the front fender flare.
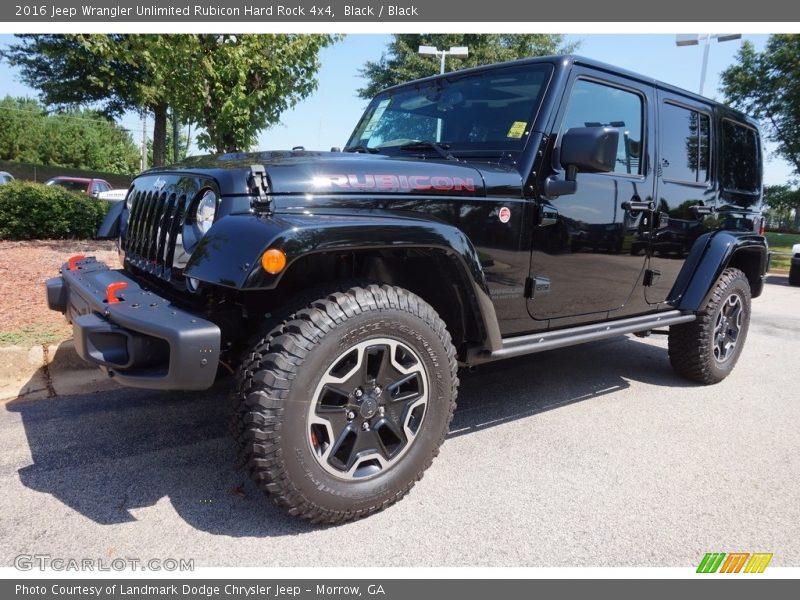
[183,213,503,351]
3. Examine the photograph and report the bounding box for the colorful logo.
[697,552,773,573]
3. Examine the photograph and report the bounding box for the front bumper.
[46,257,221,390]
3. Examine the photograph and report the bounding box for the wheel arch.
[188,213,503,356]
[265,245,499,358]
[669,230,768,311]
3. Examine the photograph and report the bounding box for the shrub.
[0,180,109,240]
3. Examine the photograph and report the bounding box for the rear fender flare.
[669,230,768,311]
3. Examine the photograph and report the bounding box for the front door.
[528,70,655,326]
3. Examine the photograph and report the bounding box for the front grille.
[122,179,194,283]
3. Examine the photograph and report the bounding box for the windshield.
[346,64,552,156]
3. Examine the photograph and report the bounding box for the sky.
[0,33,793,186]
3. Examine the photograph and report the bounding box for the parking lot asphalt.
[1,274,798,568]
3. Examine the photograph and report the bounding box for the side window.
[722,120,760,193]
[561,79,644,175]
[660,102,710,183]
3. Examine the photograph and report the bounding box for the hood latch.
[248,164,271,211]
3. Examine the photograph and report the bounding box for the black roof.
[381,54,756,127]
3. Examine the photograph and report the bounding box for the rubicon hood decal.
[313,173,477,193]
[261,154,487,197]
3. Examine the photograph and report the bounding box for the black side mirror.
[544,127,620,197]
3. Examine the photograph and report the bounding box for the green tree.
[161,34,338,153]
[720,35,800,179]
[763,184,800,230]
[0,96,139,174]
[4,34,339,159]
[0,97,45,163]
[3,34,173,166]
[358,34,578,99]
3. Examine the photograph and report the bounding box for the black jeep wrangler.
[46,55,768,523]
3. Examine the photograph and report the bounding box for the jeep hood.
[145,150,523,198]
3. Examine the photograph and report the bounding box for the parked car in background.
[97,189,129,203]
[790,243,800,286]
[0,171,14,184]
[45,176,112,198]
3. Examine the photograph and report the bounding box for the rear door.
[646,91,715,305]
[528,68,655,325]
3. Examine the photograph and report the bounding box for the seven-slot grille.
[123,184,190,282]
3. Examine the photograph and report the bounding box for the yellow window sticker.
[507,121,527,139]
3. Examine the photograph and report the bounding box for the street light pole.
[676,33,741,96]
[418,45,469,75]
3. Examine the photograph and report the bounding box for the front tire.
[235,285,458,523]
[668,268,751,384]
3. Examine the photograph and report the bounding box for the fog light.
[261,248,287,274]
[187,277,201,292]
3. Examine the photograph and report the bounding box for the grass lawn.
[765,231,800,271]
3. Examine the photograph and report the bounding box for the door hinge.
[643,268,661,287]
[248,164,271,210]
[525,276,551,298]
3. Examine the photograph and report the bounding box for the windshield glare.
[346,64,552,154]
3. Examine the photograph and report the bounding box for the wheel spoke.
[315,404,350,432]
[328,424,359,471]
[373,417,407,459]
[387,372,423,404]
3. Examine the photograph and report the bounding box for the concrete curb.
[0,339,118,402]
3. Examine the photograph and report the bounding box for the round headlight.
[195,190,217,235]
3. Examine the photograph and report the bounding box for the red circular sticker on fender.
[498,206,511,223]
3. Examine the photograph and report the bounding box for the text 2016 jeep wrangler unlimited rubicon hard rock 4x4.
[46,56,768,523]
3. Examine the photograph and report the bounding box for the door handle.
[621,198,654,212]
[539,204,558,226]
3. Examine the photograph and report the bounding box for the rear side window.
[561,79,644,175]
[660,102,710,184]
[722,120,760,193]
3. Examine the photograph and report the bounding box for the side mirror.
[544,127,620,197]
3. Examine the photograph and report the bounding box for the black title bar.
[4,0,800,22]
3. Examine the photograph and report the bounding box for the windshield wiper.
[398,141,459,162]
[344,145,380,154]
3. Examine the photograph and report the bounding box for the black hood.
[141,150,523,198]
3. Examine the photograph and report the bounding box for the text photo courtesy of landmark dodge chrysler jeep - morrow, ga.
[45,55,768,523]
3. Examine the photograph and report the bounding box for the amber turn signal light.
[260,248,287,274]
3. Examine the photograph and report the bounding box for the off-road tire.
[668,268,751,384]
[789,265,800,287]
[234,284,458,523]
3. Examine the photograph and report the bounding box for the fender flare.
[184,213,503,351]
[97,200,125,239]
[668,230,768,311]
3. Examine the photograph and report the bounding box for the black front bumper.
[46,257,221,390]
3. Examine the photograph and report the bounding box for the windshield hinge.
[248,164,271,210]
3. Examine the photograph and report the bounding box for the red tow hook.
[105,281,128,304]
[67,255,86,271]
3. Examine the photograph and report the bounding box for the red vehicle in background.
[45,176,112,198]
